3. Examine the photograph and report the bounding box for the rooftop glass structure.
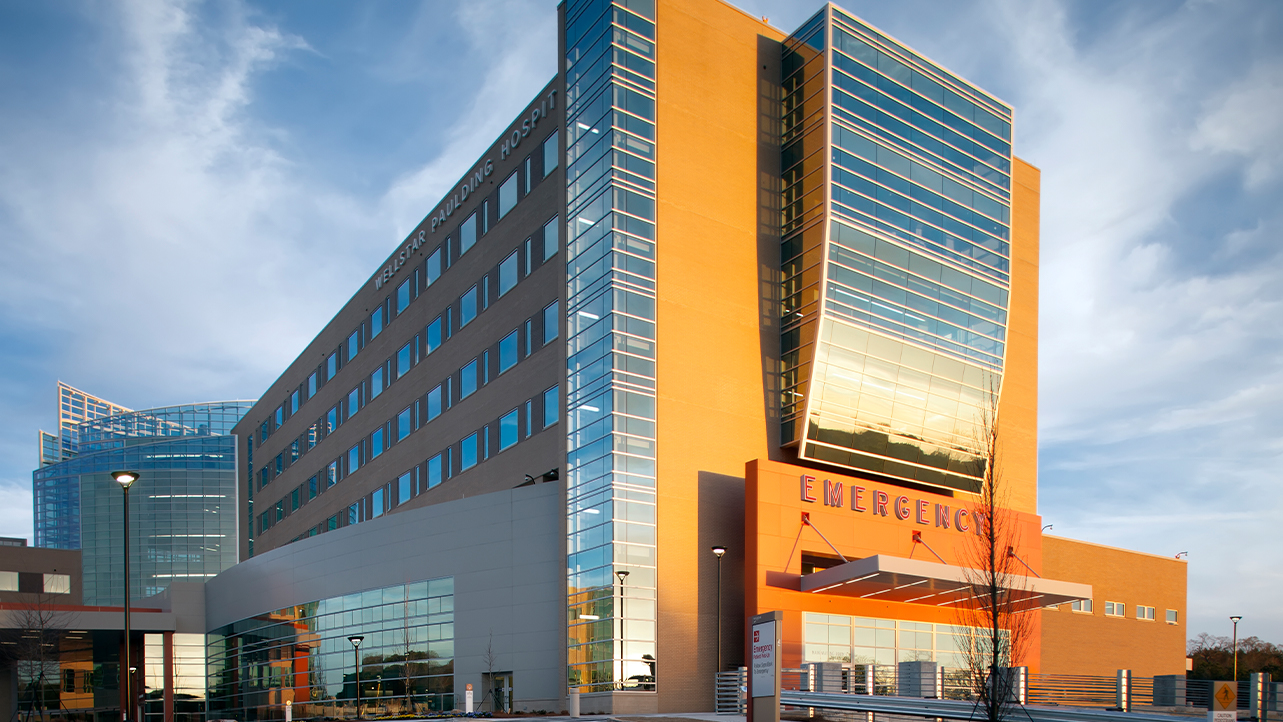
[32,400,253,604]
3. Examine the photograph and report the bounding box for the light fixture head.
[111,471,140,488]
[348,635,364,647]
[1230,616,1242,623]
[616,570,629,583]
[711,545,727,557]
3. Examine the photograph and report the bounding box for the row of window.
[1065,599,1178,624]
[255,219,561,492]
[0,571,71,594]
[261,384,559,542]
[254,129,560,449]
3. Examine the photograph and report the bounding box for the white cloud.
[1193,59,1283,189]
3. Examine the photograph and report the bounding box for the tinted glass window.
[426,247,442,286]
[347,329,360,360]
[397,406,412,441]
[499,172,518,218]
[370,307,384,338]
[499,252,518,296]
[460,286,478,327]
[461,360,478,399]
[348,444,361,472]
[426,317,442,353]
[460,213,477,255]
[544,301,558,344]
[397,343,412,378]
[543,215,559,260]
[371,368,383,399]
[543,129,559,177]
[371,428,384,458]
[396,279,411,314]
[500,410,519,450]
[427,454,442,489]
[427,385,442,421]
[499,331,518,374]
[461,433,478,470]
[543,386,558,427]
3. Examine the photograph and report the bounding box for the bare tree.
[8,594,72,722]
[956,381,1035,722]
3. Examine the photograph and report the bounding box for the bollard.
[1250,673,1272,721]
[1117,670,1132,712]
[569,689,580,718]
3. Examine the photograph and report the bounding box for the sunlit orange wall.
[1040,537,1188,677]
[653,0,784,712]
[745,459,1047,672]
[1001,157,1040,515]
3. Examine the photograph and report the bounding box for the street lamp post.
[1230,616,1242,681]
[616,570,629,688]
[349,636,364,719]
[111,471,139,722]
[711,546,726,673]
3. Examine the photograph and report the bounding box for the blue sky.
[0,0,1279,643]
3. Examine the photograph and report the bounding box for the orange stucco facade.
[1040,536,1188,677]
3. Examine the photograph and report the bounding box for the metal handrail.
[779,689,1198,722]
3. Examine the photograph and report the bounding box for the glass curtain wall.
[207,578,455,721]
[782,6,1014,494]
[562,0,660,694]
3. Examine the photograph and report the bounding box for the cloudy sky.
[0,0,1279,642]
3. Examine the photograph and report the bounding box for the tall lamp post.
[1230,616,1242,681]
[111,471,139,722]
[711,546,726,673]
[348,638,364,718]
[616,570,629,688]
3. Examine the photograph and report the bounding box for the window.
[291,488,300,511]
[461,360,478,399]
[1166,609,1178,624]
[1137,605,1155,621]
[275,406,284,426]
[499,331,518,374]
[397,343,412,378]
[500,410,519,451]
[396,278,411,314]
[0,571,16,591]
[43,573,70,594]
[275,500,284,522]
[1070,599,1093,613]
[397,406,413,441]
[371,428,385,459]
[524,156,532,195]
[347,387,361,420]
[371,306,385,338]
[481,200,489,234]
[372,488,384,518]
[525,400,532,438]
[543,386,558,428]
[461,433,479,470]
[427,454,443,489]
[426,317,442,354]
[426,247,442,286]
[1104,601,1124,617]
[371,367,384,399]
[426,385,442,421]
[543,129,559,177]
[274,454,283,474]
[328,515,338,531]
[544,301,559,344]
[348,444,362,473]
[398,472,411,504]
[499,172,518,218]
[327,406,339,433]
[306,423,317,450]
[347,328,360,360]
[290,439,299,463]
[543,215,559,260]
[308,476,318,500]
[461,286,478,327]
[348,503,359,526]
[307,372,317,398]
[499,251,518,296]
[326,461,338,488]
[461,213,477,255]
[290,390,299,414]
[327,353,337,380]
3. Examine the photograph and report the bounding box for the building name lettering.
[372,89,559,292]
[800,473,983,535]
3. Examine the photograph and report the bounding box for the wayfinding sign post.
[748,611,782,722]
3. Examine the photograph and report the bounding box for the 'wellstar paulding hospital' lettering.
[372,89,558,291]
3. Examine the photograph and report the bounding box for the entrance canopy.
[800,554,1091,609]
